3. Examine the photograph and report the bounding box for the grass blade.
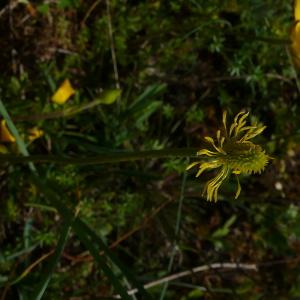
[0,148,198,165]
[0,99,36,172]
[122,84,166,119]
[32,176,152,299]
[159,165,188,300]
[73,220,133,300]
[0,98,151,299]
[74,218,152,299]
[31,220,72,300]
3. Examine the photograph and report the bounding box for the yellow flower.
[295,0,300,20]
[0,120,16,143]
[187,111,270,202]
[51,79,75,105]
[28,127,44,142]
[291,0,300,67]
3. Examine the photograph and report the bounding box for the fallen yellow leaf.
[51,79,75,105]
[0,120,16,143]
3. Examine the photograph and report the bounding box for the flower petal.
[204,166,230,201]
[1,120,15,143]
[52,79,75,105]
[204,136,226,154]
[295,0,300,20]
[240,126,266,141]
[222,111,227,134]
[195,161,221,177]
[235,175,241,199]
[186,161,201,170]
[197,149,217,156]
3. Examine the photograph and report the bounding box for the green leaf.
[58,0,79,9]
[122,84,166,119]
[187,288,205,298]
[135,101,162,130]
[37,4,50,14]
[0,99,151,299]
[211,215,237,239]
[0,99,36,172]
[72,220,132,300]
[32,177,152,299]
[31,220,72,300]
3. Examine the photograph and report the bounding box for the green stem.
[244,35,290,45]
[13,98,110,121]
[0,148,198,165]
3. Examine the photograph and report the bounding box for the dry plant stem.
[114,263,257,298]
[0,1,18,19]
[0,261,19,300]
[0,249,55,299]
[11,250,55,285]
[81,0,101,26]
[204,73,293,84]
[9,0,16,75]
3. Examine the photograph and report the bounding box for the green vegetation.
[0,0,300,299]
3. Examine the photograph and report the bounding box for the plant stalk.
[0,148,198,165]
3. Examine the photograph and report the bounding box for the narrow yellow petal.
[204,136,226,154]
[232,169,241,174]
[222,111,227,134]
[239,126,256,132]
[197,149,217,156]
[52,79,75,105]
[1,120,15,143]
[220,136,225,148]
[295,0,300,20]
[195,162,221,177]
[240,126,266,141]
[195,168,205,177]
[204,166,229,201]
[186,161,201,170]
[237,112,249,125]
[235,112,249,135]
[233,111,246,124]
[204,136,215,144]
[235,121,246,136]
[235,175,241,199]
[217,130,221,143]
[229,122,237,137]
[212,180,224,202]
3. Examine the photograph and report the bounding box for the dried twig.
[81,0,101,26]
[0,1,18,19]
[113,262,257,298]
